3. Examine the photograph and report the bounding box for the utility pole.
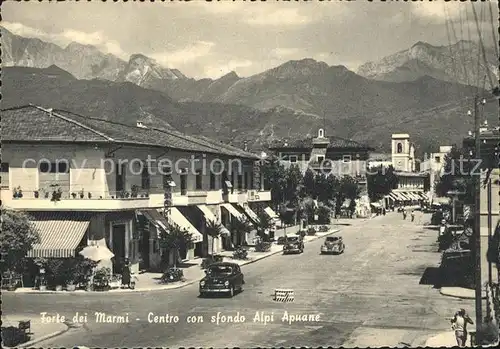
[473,95,483,343]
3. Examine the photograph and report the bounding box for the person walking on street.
[451,308,474,347]
[402,209,407,220]
[410,210,415,222]
[121,258,131,288]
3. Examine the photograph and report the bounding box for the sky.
[2,0,497,79]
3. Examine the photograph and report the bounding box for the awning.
[264,206,279,219]
[406,192,419,200]
[197,205,230,236]
[221,203,247,222]
[397,192,411,201]
[371,202,382,208]
[167,207,203,243]
[138,209,170,233]
[27,212,92,258]
[239,203,260,224]
[388,192,400,201]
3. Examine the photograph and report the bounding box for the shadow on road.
[419,266,473,289]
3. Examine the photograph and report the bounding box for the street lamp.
[469,96,486,343]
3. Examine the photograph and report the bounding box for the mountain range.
[1,26,498,154]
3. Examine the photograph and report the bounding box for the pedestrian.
[121,258,131,288]
[402,209,407,220]
[382,207,386,216]
[410,210,415,222]
[451,308,474,347]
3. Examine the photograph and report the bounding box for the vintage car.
[282,236,304,254]
[199,262,244,297]
[320,236,345,254]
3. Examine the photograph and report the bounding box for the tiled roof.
[1,105,259,159]
[268,136,373,150]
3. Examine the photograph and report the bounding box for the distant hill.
[2,66,496,156]
[357,41,498,88]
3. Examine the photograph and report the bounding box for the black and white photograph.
[1,0,499,347]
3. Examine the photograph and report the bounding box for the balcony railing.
[7,188,151,201]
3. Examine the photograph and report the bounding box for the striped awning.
[197,205,230,236]
[221,203,247,222]
[406,192,420,200]
[388,192,400,201]
[138,210,170,236]
[238,203,260,224]
[166,207,203,243]
[27,212,92,258]
[264,206,279,219]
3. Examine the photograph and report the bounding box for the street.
[3,212,468,347]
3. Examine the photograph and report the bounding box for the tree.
[367,165,398,202]
[435,146,474,204]
[284,164,303,203]
[255,212,273,234]
[228,217,253,247]
[1,208,40,273]
[261,157,287,209]
[158,222,193,268]
[205,220,223,256]
[302,168,316,198]
[334,176,362,217]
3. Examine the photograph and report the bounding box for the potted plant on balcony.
[71,192,77,199]
[51,187,62,202]
[88,192,92,199]
[12,186,23,198]
[33,189,39,198]
[131,185,139,198]
[79,189,85,199]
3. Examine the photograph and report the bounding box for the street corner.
[439,287,487,300]
[1,313,71,348]
[424,331,459,347]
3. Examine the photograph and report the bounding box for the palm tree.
[158,222,193,268]
[228,218,253,247]
[205,219,223,256]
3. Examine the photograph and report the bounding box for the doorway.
[139,228,150,270]
[112,224,126,273]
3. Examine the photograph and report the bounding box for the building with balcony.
[421,145,453,202]
[0,105,272,273]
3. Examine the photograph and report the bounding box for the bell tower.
[391,134,410,172]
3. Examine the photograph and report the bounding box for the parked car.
[199,262,244,297]
[282,236,304,254]
[320,236,345,254]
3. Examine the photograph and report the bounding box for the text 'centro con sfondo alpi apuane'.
[40,311,321,326]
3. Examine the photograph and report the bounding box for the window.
[396,142,403,154]
[435,156,441,163]
[210,172,216,190]
[318,129,324,138]
[237,174,243,190]
[0,162,9,188]
[342,155,352,163]
[289,155,298,163]
[162,166,175,190]
[180,170,187,195]
[317,156,325,163]
[195,171,203,190]
[244,172,248,189]
[39,162,69,173]
[141,163,150,190]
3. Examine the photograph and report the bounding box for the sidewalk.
[440,287,487,299]
[13,227,340,294]
[1,313,73,348]
[425,331,465,347]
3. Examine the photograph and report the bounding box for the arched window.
[396,142,403,153]
[318,129,324,138]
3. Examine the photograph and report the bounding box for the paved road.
[3,212,468,347]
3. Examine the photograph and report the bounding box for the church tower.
[391,134,411,172]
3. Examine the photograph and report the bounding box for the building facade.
[421,145,453,202]
[1,105,274,273]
